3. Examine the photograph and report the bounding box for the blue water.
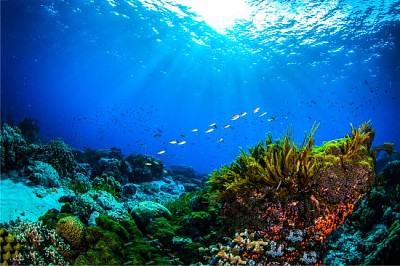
[2,0,400,174]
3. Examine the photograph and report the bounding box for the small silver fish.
[157,150,166,155]
[231,114,240,121]
[177,140,186,145]
[259,112,267,117]
[205,128,214,133]
[253,107,260,113]
[169,140,178,144]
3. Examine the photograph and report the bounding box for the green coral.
[56,216,85,246]
[145,217,179,245]
[208,123,319,201]
[73,215,164,265]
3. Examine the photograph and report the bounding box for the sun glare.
[189,0,251,33]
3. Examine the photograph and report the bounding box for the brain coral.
[56,216,85,247]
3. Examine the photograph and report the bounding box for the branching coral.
[7,221,70,265]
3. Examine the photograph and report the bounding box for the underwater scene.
[1,0,400,265]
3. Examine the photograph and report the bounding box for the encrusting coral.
[207,122,377,264]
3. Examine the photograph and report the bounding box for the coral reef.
[56,216,85,246]
[130,201,172,227]
[4,221,70,265]
[324,156,400,265]
[207,122,376,264]
[0,227,20,266]
[0,124,29,172]
[16,118,41,144]
[23,160,61,187]
[124,154,165,182]
[33,138,76,177]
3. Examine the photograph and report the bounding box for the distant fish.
[259,112,267,117]
[223,124,230,129]
[217,137,224,142]
[209,122,217,128]
[240,112,247,117]
[205,128,214,133]
[253,107,260,113]
[180,134,186,138]
[169,140,178,144]
[153,133,162,138]
[145,162,152,166]
[177,140,186,145]
[191,128,199,133]
[157,150,166,155]
[268,117,277,122]
[231,114,240,121]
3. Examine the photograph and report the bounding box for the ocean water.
[2,0,399,174]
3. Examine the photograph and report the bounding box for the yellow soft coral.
[56,216,85,246]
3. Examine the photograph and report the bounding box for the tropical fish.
[205,128,214,133]
[177,140,186,145]
[157,150,166,155]
[223,124,230,129]
[231,114,240,121]
[240,112,247,117]
[259,112,267,117]
[253,107,260,113]
[169,140,178,144]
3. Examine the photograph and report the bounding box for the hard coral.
[33,138,76,177]
[56,216,85,246]
[0,123,29,172]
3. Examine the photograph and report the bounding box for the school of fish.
[156,107,276,155]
